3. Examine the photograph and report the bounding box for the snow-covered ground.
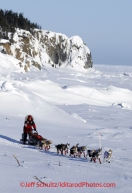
[0,53,132,193]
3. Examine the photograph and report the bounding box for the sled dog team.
[55,143,113,164]
[22,115,113,164]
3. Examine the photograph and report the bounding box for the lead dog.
[87,148,102,164]
[55,143,70,155]
[104,149,113,163]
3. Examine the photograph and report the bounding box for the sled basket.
[31,133,44,141]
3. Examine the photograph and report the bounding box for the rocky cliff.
[0,28,93,71]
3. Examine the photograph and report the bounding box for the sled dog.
[70,143,79,157]
[87,148,102,164]
[77,146,87,157]
[55,143,70,155]
[104,149,113,163]
[38,139,52,150]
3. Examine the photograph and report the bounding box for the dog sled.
[20,132,52,151]
[20,132,44,145]
[29,132,44,145]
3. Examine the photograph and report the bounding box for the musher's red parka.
[23,115,36,133]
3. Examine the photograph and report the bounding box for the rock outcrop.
[0,28,93,71]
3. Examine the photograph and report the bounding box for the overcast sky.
[0,0,132,66]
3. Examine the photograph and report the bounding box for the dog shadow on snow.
[23,145,38,150]
[26,147,89,163]
[23,146,62,156]
[0,134,20,144]
[21,145,89,163]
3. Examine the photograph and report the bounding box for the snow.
[70,36,84,47]
[123,72,132,77]
[113,102,132,110]
[1,81,14,91]
[0,39,10,44]
[0,55,132,193]
[70,113,86,123]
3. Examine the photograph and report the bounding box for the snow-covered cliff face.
[0,28,93,71]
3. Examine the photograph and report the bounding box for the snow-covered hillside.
[0,53,132,193]
[0,28,93,72]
